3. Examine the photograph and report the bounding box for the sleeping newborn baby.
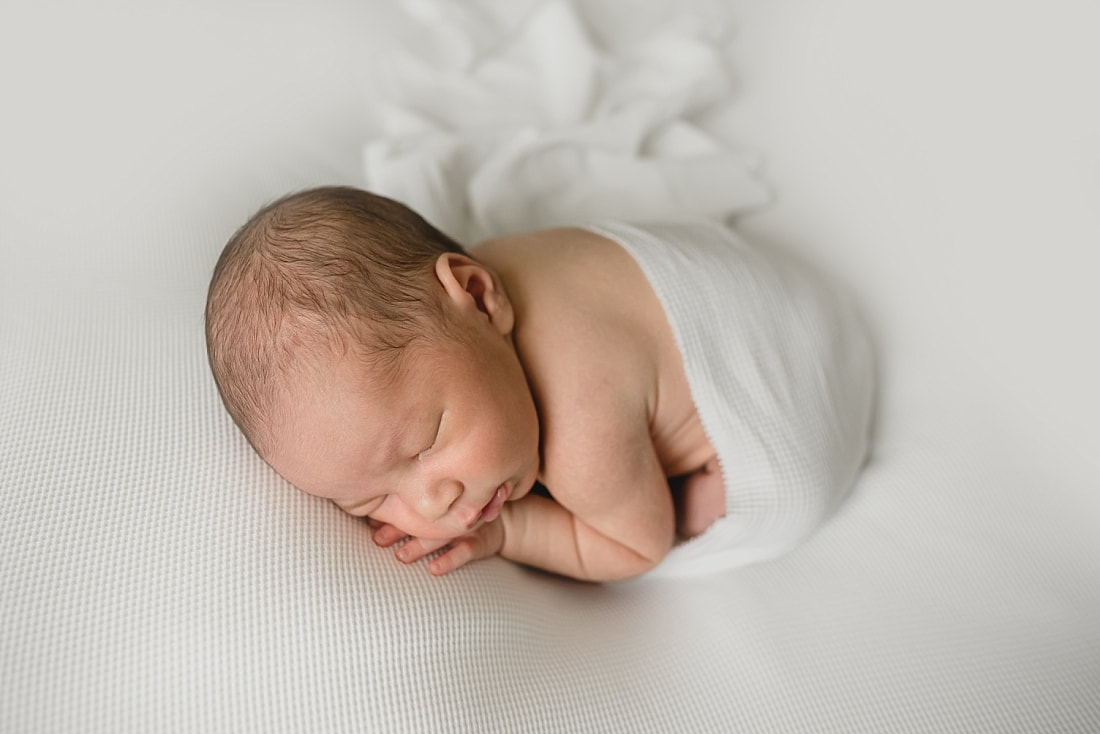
[205,186,874,581]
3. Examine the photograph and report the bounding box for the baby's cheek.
[367,502,410,533]
[486,428,518,471]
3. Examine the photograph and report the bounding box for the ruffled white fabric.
[361,0,769,243]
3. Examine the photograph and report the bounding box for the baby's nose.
[413,478,462,522]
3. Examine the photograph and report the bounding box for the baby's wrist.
[496,501,520,558]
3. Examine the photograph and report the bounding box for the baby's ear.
[433,253,514,335]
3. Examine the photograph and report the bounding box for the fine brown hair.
[204,186,466,456]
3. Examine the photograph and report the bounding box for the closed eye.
[417,412,445,461]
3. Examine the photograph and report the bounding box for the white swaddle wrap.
[587,220,875,578]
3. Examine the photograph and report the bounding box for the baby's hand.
[673,457,726,539]
[370,520,505,576]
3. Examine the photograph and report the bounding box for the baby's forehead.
[267,348,420,466]
[276,313,456,407]
[281,339,400,409]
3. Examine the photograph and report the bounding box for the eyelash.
[417,413,444,461]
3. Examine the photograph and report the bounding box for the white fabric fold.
[362,0,768,244]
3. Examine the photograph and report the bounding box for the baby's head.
[205,186,540,535]
[205,186,466,457]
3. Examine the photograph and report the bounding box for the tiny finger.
[372,524,407,547]
[395,536,453,564]
[395,540,433,564]
[429,539,476,576]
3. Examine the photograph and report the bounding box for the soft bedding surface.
[3,1,1099,732]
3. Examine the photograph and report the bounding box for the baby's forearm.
[499,495,660,582]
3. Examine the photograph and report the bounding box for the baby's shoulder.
[474,226,661,336]
[479,228,659,370]
[477,225,666,442]
[474,226,635,287]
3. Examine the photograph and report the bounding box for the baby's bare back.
[473,228,722,542]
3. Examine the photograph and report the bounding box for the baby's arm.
[380,404,675,581]
[496,493,667,581]
[496,406,676,581]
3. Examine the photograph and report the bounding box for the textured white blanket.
[3,0,1099,732]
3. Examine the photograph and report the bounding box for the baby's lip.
[466,484,510,529]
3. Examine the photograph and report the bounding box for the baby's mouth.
[468,483,510,528]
